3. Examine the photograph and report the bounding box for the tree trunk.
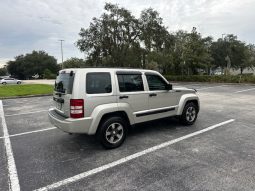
[142,52,146,69]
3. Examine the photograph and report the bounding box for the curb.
[0,94,52,100]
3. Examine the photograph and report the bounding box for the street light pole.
[59,39,64,69]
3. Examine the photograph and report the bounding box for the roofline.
[60,68,158,73]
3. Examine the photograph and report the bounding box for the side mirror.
[166,84,172,91]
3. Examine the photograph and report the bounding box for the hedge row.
[165,75,255,84]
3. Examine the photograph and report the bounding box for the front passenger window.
[146,75,168,91]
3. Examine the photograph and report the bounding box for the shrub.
[43,69,57,79]
[164,75,255,84]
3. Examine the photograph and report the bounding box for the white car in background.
[0,78,22,85]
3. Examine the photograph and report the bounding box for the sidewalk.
[23,80,55,85]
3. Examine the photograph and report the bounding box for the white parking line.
[0,127,57,140]
[0,101,21,191]
[5,110,48,117]
[34,119,235,191]
[196,85,227,90]
[235,88,255,93]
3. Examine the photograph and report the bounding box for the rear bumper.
[48,108,93,134]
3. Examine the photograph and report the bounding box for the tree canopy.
[77,3,255,75]
[7,51,59,79]
[0,67,8,76]
[63,57,85,68]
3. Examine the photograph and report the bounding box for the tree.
[139,8,171,70]
[181,28,211,75]
[0,67,8,76]
[77,3,141,67]
[210,34,255,74]
[63,58,85,68]
[76,3,255,75]
[7,51,59,79]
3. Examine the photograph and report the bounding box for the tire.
[179,102,198,125]
[17,81,21,84]
[97,116,128,149]
[2,82,6,85]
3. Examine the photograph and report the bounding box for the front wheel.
[2,82,7,85]
[17,81,21,84]
[97,116,128,149]
[179,102,198,125]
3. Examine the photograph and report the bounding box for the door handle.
[149,93,157,97]
[119,95,129,99]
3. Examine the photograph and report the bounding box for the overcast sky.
[1,0,255,67]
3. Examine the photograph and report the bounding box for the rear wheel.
[2,82,6,85]
[179,102,198,125]
[17,81,21,84]
[97,116,128,149]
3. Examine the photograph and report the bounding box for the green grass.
[0,84,53,98]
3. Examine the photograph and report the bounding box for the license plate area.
[56,101,62,110]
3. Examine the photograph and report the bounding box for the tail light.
[70,99,84,118]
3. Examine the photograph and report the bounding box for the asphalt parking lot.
[1,83,255,191]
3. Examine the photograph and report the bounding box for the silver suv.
[49,68,199,149]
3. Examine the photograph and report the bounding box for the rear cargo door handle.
[149,93,157,97]
[119,95,129,99]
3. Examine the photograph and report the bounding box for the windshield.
[55,72,74,94]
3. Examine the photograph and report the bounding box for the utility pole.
[221,34,230,75]
[59,39,64,69]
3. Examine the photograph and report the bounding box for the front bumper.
[48,108,93,134]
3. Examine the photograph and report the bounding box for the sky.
[1,0,255,67]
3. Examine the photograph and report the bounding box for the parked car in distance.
[49,68,200,149]
[0,78,22,85]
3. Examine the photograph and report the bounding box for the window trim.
[116,71,142,75]
[86,72,112,94]
[145,74,169,91]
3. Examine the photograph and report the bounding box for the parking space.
[0,140,9,191]
[56,122,255,191]
[0,83,255,191]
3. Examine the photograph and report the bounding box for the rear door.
[116,71,149,123]
[53,70,75,117]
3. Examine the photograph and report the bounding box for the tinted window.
[146,75,168,91]
[86,73,112,94]
[55,72,75,94]
[117,74,144,92]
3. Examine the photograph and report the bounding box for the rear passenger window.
[86,73,112,94]
[117,74,144,92]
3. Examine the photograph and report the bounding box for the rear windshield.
[55,72,74,94]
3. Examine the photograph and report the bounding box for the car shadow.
[68,117,183,151]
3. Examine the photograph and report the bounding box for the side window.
[146,75,168,91]
[117,74,144,92]
[86,73,112,94]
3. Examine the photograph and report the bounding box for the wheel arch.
[95,111,131,137]
[88,103,132,135]
[177,94,200,115]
